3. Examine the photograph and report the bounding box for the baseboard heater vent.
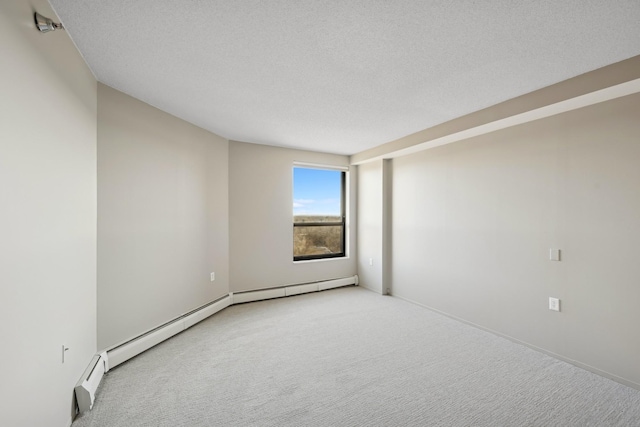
[107,295,231,368]
[231,275,359,304]
[79,275,358,414]
[75,351,108,413]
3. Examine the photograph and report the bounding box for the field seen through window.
[293,215,343,257]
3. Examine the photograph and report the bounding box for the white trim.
[78,276,358,417]
[100,276,358,367]
[318,276,357,291]
[107,295,231,368]
[285,283,319,296]
[232,288,286,304]
[293,255,351,264]
[233,275,359,302]
[293,161,349,171]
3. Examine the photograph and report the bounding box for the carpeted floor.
[73,286,640,426]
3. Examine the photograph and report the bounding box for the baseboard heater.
[231,275,359,304]
[76,275,357,415]
[108,295,232,368]
[75,351,108,413]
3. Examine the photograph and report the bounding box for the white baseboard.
[285,282,319,296]
[232,287,286,304]
[232,275,358,303]
[77,274,358,416]
[318,276,357,291]
[103,275,357,368]
[108,295,231,368]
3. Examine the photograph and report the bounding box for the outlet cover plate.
[549,297,560,312]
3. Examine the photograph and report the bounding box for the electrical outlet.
[210,272,215,282]
[369,258,373,266]
[549,297,560,312]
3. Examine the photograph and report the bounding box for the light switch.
[549,297,560,312]
[549,249,561,261]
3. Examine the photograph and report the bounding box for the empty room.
[2,1,640,426]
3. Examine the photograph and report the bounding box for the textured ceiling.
[49,1,640,155]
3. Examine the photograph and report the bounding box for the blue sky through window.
[293,167,341,216]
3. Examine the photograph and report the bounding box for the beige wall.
[357,161,384,293]
[357,160,394,295]
[4,4,636,425]
[390,93,640,388]
[229,141,356,292]
[0,1,97,426]
[97,84,229,349]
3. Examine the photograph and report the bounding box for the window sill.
[293,256,349,264]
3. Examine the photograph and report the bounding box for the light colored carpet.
[73,286,640,426]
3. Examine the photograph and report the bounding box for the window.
[293,165,346,261]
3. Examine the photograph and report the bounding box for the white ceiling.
[49,1,640,156]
